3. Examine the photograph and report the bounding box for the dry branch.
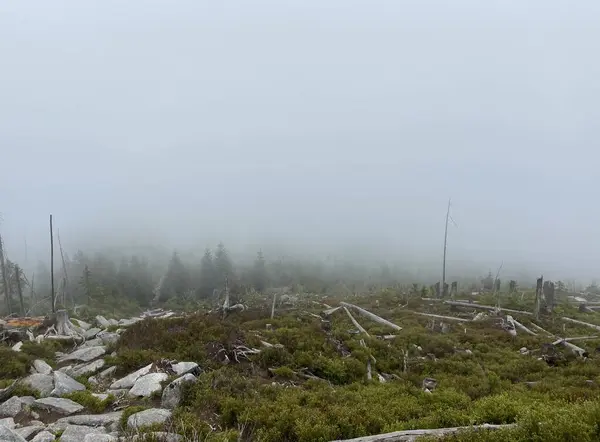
[407,311,470,322]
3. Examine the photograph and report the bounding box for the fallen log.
[343,307,370,336]
[562,317,600,332]
[506,316,536,335]
[331,423,516,442]
[340,302,402,331]
[406,311,470,322]
[553,338,588,358]
[445,301,532,316]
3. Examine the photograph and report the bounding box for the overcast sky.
[1,1,599,280]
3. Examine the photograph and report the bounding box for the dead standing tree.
[0,233,12,314]
[534,276,543,320]
[50,214,56,313]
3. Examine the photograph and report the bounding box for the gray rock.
[107,319,119,327]
[131,433,182,442]
[0,396,25,417]
[109,364,152,390]
[96,332,119,346]
[72,319,92,331]
[84,435,116,442]
[84,328,102,340]
[91,393,109,402]
[59,425,106,442]
[31,431,55,442]
[127,408,171,430]
[129,373,168,398]
[57,366,73,374]
[20,396,36,406]
[161,374,197,409]
[29,420,44,426]
[33,360,53,375]
[58,346,106,364]
[171,362,199,376]
[51,371,85,397]
[14,425,45,440]
[33,398,84,415]
[50,412,123,432]
[95,316,110,328]
[81,338,103,348]
[118,318,142,327]
[0,425,26,442]
[105,389,128,397]
[70,360,106,378]
[0,417,16,428]
[22,374,54,398]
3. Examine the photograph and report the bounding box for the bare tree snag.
[0,234,12,314]
[343,306,370,336]
[340,302,402,331]
[270,293,276,319]
[534,276,543,319]
[14,265,24,316]
[49,214,56,313]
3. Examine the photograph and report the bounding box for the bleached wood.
[562,317,600,332]
[343,307,370,336]
[445,301,532,316]
[407,311,470,322]
[331,423,515,442]
[340,302,402,331]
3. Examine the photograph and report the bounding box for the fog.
[1,1,599,282]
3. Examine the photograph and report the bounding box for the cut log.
[562,317,600,332]
[331,423,515,442]
[343,307,370,336]
[340,302,402,331]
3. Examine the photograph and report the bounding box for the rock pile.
[0,309,198,441]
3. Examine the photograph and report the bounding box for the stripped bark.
[445,301,532,316]
[340,302,402,331]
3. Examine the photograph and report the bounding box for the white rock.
[22,374,54,398]
[171,362,199,376]
[0,396,25,417]
[127,408,171,430]
[59,424,106,442]
[33,360,53,375]
[58,346,106,363]
[0,425,26,442]
[12,342,23,352]
[51,371,86,397]
[109,364,152,390]
[91,393,109,401]
[33,398,84,415]
[70,359,106,378]
[129,373,168,398]
[161,374,197,409]
[31,431,55,442]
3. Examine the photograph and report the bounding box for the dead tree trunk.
[49,214,56,313]
[14,265,24,316]
[340,302,402,331]
[534,276,543,320]
[0,235,12,314]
